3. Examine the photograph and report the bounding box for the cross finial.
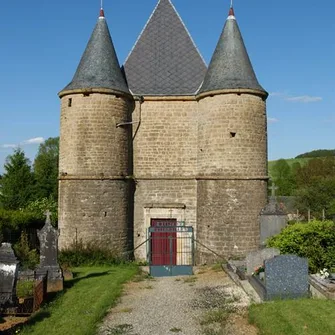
[228,0,235,17]
[99,0,105,18]
[44,210,52,224]
[269,183,278,197]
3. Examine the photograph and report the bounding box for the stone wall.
[196,179,267,264]
[132,99,198,177]
[59,93,131,176]
[132,99,198,259]
[133,179,197,260]
[197,93,267,177]
[58,92,133,251]
[196,93,268,262]
[58,179,131,251]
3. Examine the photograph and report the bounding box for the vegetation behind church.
[0,137,58,240]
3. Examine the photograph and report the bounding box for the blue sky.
[0,0,334,173]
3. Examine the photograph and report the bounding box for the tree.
[33,137,59,200]
[0,148,35,209]
[271,159,295,196]
[294,157,335,218]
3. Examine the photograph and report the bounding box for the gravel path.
[99,267,255,335]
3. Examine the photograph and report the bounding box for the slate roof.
[123,0,207,96]
[199,7,266,95]
[61,12,130,95]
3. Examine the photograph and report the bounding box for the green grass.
[19,265,138,335]
[249,299,335,335]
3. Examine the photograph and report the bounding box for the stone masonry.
[58,2,269,263]
[58,91,133,252]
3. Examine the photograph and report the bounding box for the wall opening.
[230,132,236,138]
[68,98,72,107]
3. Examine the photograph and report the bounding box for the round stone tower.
[196,6,269,263]
[58,8,134,253]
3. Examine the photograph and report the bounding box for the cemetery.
[0,1,335,334]
[0,213,63,331]
[226,186,335,302]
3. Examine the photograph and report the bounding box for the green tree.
[0,148,35,209]
[294,157,335,218]
[33,137,59,200]
[271,159,295,195]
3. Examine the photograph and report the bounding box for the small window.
[68,98,72,107]
[230,132,236,138]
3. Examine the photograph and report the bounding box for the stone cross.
[44,210,52,225]
[269,183,278,197]
[38,210,58,268]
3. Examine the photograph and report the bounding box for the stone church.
[58,0,268,264]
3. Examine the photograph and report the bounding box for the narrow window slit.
[230,132,236,138]
[68,98,72,107]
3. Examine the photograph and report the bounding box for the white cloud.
[1,144,17,149]
[268,117,279,124]
[21,137,45,145]
[269,92,322,103]
[285,95,322,103]
[269,92,285,97]
[1,137,45,150]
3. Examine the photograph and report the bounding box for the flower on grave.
[319,268,330,279]
[252,265,265,276]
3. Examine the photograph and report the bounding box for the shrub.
[14,232,40,270]
[24,197,58,225]
[267,220,335,273]
[0,208,44,233]
[58,240,128,267]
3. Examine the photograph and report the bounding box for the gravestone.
[265,255,309,300]
[0,243,19,307]
[309,273,335,300]
[246,248,280,275]
[259,183,288,246]
[36,210,63,292]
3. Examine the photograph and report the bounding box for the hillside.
[268,149,334,177]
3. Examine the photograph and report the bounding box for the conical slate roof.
[61,10,129,95]
[123,0,207,96]
[200,7,266,95]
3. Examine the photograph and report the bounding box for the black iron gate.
[148,225,194,277]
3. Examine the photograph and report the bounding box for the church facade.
[58,0,268,263]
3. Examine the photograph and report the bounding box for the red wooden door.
[151,219,177,266]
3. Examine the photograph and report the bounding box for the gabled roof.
[123,0,207,96]
[61,10,129,95]
[199,6,266,95]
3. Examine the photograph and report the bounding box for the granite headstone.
[0,243,19,306]
[265,255,309,300]
[246,248,280,275]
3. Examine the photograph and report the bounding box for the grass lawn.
[249,299,335,335]
[19,265,138,335]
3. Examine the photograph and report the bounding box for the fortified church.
[58,0,268,264]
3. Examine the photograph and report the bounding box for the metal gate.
[148,225,194,277]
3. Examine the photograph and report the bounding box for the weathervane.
[230,0,233,8]
[101,0,103,9]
